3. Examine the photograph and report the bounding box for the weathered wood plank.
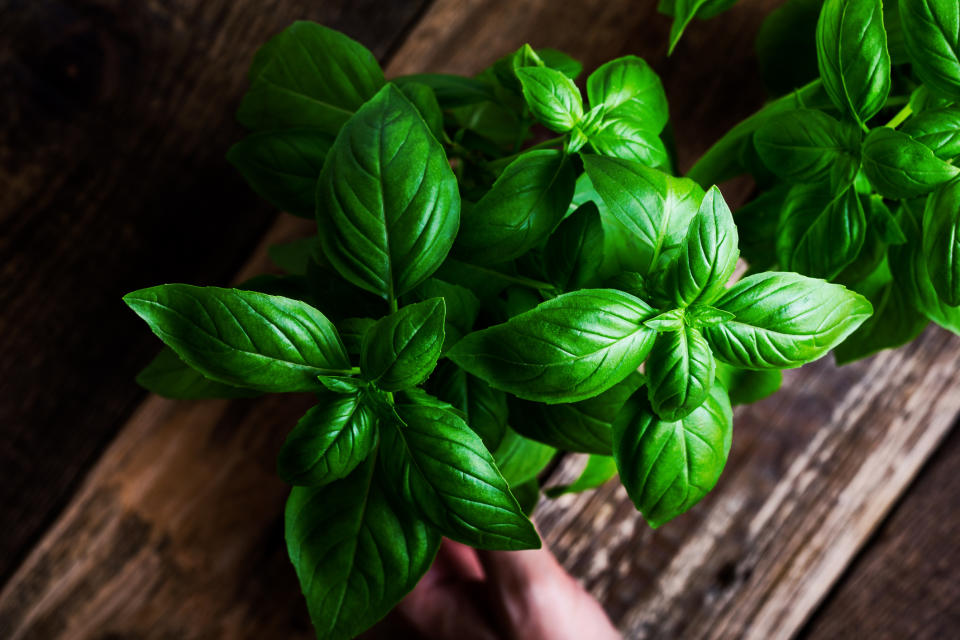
[0,0,430,584]
[536,326,960,639]
[798,419,960,640]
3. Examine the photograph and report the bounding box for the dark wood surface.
[1,0,958,638]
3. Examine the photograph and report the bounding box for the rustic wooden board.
[0,0,430,584]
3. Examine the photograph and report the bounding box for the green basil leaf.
[834,260,928,364]
[537,48,584,80]
[448,289,658,403]
[776,184,867,279]
[900,107,960,161]
[587,118,671,168]
[317,84,460,300]
[900,0,960,101]
[584,155,704,276]
[278,393,377,486]
[336,317,376,357]
[508,371,645,454]
[734,184,790,271]
[267,236,321,275]
[317,376,365,395]
[923,178,960,305]
[545,201,605,290]
[815,0,891,125]
[646,325,716,421]
[456,150,575,265]
[123,285,349,392]
[516,66,584,133]
[408,279,481,350]
[394,74,495,108]
[754,108,861,184]
[701,272,873,369]
[686,305,735,328]
[613,382,733,528]
[286,458,439,640]
[586,56,669,133]
[379,404,540,550]
[644,308,686,332]
[867,195,907,245]
[227,129,333,218]
[397,81,445,141]
[544,455,618,497]
[361,298,445,391]
[493,427,558,487]
[429,361,508,452]
[660,186,740,307]
[665,0,719,54]
[238,21,385,132]
[136,347,261,399]
[714,361,783,405]
[862,127,960,198]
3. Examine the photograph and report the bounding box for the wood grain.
[0,0,429,584]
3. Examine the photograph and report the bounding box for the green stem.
[884,104,913,129]
[389,295,399,313]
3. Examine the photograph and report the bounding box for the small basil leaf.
[900,107,960,162]
[277,393,376,486]
[238,21,385,132]
[660,185,740,307]
[516,66,584,133]
[508,371,645,455]
[644,308,686,332]
[815,0,891,125]
[665,0,721,54]
[544,455,618,497]
[714,361,783,405]
[317,376,365,395]
[900,0,960,101]
[286,458,439,640]
[587,55,669,133]
[123,285,349,392]
[227,129,333,218]
[361,298,445,391]
[493,427,558,487]
[923,178,960,306]
[447,289,658,403]
[545,201,605,290]
[754,108,861,184]
[686,305,735,328]
[701,272,873,369]
[587,118,671,168]
[646,325,716,421]
[456,150,575,265]
[861,127,960,199]
[136,347,260,400]
[408,279,481,350]
[584,155,704,276]
[379,404,540,550]
[776,184,867,280]
[613,382,733,528]
[317,84,460,300]
[429,361,508,452]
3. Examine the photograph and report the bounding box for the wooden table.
[1,1,958,638]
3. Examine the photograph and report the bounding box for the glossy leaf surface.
[361,298,445,391]
[861,127,960,198]
[646,325,716,421]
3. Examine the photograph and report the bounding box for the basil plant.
[124,18,885,640]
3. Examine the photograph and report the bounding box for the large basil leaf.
[584,155,704,275]
[587,118,671,168]
[286,458,439,640]
[613,382,733,528]
[776,184,866,279]
[516,66,584,133]
[455,150,575,265]
[508,371,644,454]
[361,298,445,391]
[660,186,740,307]
[815,0,890,125]
[430,361,508,451]
[900,0,960,101]
[124,285,349,392]
[447,289,658,403]
[545,454,618,497]
[136,347,260,399]
[923,178,960,305]
[701,272,872,369]
[861,127,960,198]
[227,129,332,218]
[379,404,540,550]
[754,108,860,184]
[646,325,716,421]
[493,427,557,488]
[317,84,460,300]
[900,107,960,162]
[277,393,376,486]
[586,55,669,133]
[545,201,605,290]
[714,361,783,405]
[238,21,385,132]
